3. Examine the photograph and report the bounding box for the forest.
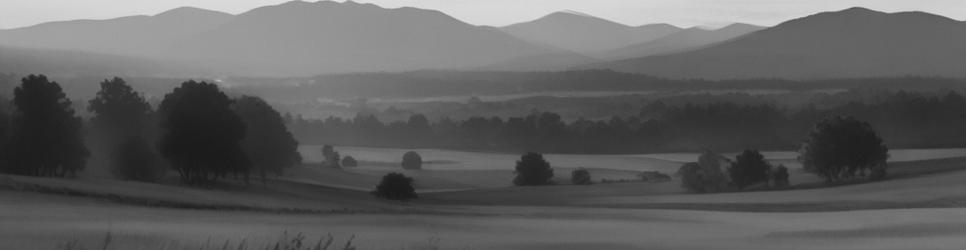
[288,89,966,153]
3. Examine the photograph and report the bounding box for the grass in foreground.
[55,231,359,250]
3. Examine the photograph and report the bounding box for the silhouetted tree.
[88,77,151,136]
[111,136,165,182]
[372,172,417,201]
[6,75,88,177]
[341,155,358,167]
[799,116,889,183]
[159,80,248,185]
[233,96,301,185]
[513,152,554,186]
[772,164,790,188]
[571,168,591,185]
[727,150,772,189]
[401,151,422,170]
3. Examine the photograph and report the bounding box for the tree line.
[287,90,966,154]
[0,75,300,186]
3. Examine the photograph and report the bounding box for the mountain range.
[593,7,966,79]
[0,1,964,80]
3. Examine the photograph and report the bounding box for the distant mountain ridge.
[500,11,682,54]
[590,7,966,79]
[596,23,764,60]
[3,3,966,80]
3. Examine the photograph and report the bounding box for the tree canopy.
[799,116,889,183]
[5,75,88,177]
[88,77,152,136]
[159,80,248,185]
[233,95,301,184]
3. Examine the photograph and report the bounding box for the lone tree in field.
[401,151,422,170]
[571,168,592,185]
[6,75,89,177]
[159,80,249,185]
[799,116,889,183]
[514,152,554,186]
[727,150,772,189]
[772,164,790,188]
[88,77,152,136]
[372,172,417,201]
[112,136,165,182]
[233,96,301,184]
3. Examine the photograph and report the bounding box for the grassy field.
[6,149,966,249]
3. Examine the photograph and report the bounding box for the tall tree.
[159,80,248,185]
[6,75,88,177]
[233,96,301,184]
[799,116,889,183]
[88,77,152,136]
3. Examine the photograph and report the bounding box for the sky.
[2,0,965,29]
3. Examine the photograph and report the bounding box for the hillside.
[592,7,966,79]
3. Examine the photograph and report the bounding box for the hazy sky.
[2,0,965,29]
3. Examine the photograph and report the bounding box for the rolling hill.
[501,11,681,54]
[591,7,966,79]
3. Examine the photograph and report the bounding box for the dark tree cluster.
[800,116,889,183]
[514,152,554,186]
[727,150,772,189]
[287,90,966,155]
[676,151,730,193]
[571,168,591,185]
[88,77,164,182]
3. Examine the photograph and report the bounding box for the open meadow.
[5,148,966,249]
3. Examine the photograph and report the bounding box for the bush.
[372,172,417,201]
[341,156,358,167]
[727,150,772,189]
[111,136,166,182]
[513,152,554,186]
[571,168,591,185]
[401,151,422,170]
[772,164,790,188]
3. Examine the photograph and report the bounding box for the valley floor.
[4,155,966,249]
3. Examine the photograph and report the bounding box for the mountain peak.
[155,6,231,18]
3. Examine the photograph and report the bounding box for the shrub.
[372,172,417,201]
[513,152,554,186]
[111,136,166,182]
[401,151,422,170]
[341,156,358,167]
[571,168,592,185]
